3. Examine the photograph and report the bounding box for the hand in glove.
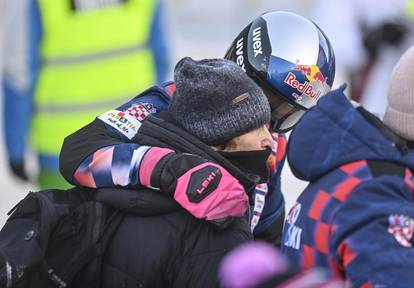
[138,147,249,228]
[9,160,29,182]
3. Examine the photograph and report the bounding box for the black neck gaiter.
[218,148,272,183]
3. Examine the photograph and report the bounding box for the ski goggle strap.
[270,103,305,132]
[258,79,307,132]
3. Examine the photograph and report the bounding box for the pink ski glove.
[139,147,249,222]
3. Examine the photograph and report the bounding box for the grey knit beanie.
[168,57,271,145]
[383,45,414,141]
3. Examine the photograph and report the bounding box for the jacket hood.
[288,87,414,181]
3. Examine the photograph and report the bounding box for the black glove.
[9,160,29,182]
[363,22,409,60]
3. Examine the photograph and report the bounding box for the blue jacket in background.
[281,87,414,287]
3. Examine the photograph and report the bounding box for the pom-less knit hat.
[168,57,271,146]
[383,45,414,141]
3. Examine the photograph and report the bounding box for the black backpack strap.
[366,159,406,178]
[357,107,411,155]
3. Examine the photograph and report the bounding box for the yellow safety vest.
[408,0,414,20]
[33,0,157,155]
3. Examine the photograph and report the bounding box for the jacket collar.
[136,112,259,197]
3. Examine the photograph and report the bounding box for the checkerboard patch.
[127,104,151,122]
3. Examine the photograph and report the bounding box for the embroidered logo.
[186,166,222,203]
[98,110,141,140]
[388,214,414,247]
[126,104,151,122]
[142,103,156,113]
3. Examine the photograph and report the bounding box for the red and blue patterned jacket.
[281,88,414,287]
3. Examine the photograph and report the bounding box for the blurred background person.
[312,0,414,118]
[219,241,342,288]
[1,0,169,189]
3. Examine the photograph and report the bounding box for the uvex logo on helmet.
[236,37,246,71]
[252,27,263,57]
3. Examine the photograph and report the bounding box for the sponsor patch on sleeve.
[388,214,414,247]
[98,110,141,140]
[250,187,267,232]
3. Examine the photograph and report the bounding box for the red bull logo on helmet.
[313,71,325,83]
[295,65,312,77]
[284,72,322,100]
[295,64,326,84]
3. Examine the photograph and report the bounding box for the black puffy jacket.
[94,114,257,287]
[97,182,253,286]
[101,208,251,287]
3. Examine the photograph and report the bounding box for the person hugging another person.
[99,57,275,287]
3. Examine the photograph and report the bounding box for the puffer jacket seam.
[103,261,141,282]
